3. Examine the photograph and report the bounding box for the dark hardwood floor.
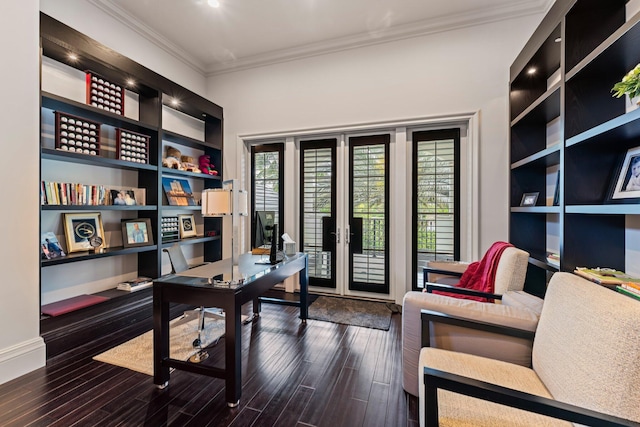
[0,300,419,426]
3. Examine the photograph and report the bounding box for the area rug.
[93,312,244,376]
[308,295,396,330]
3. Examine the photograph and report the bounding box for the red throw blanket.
[433,241,513,302]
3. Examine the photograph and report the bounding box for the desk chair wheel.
[193,338,201,348]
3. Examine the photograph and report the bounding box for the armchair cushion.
[418,348,566,427]
[402,290,539,397]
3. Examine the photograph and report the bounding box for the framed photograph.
[520,192,539,207]
[162,177,196,206]
[178,214,197,238]
[110,189,137,206]
[41,231,66,259]
[121,218,154,248]
[63,212,105,253]
[610,146,640,201]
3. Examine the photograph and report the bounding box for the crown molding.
[90,0,552,77]
[207,0,553,75]
[88,0,208,74]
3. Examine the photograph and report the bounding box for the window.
[251,144,284,249]
[412,129,460,290]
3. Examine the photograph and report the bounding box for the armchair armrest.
[425,282,503,300]
[423,267,464,278]
[423,367,640,427]
[420,309,535,348]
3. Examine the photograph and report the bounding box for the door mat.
[308,295,397,330]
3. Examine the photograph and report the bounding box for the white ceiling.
[90,0,552,75]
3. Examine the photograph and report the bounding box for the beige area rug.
[94,312,245,376]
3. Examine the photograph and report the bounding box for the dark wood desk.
[153,252,309,407]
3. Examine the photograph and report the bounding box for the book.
[622,282,640,293]
[162,177,196,206]
[117,277,153,292]
[620,283,640,296]
[574,267,640,286]
[616,286,640,301]
[546,252,559,267]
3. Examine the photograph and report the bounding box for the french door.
[300,135,390,295]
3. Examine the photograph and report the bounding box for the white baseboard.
[0,337,46,385]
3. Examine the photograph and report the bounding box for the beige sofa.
[419,272,640,426]
[403,289,543,397]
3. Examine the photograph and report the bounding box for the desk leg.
[153,285,170,388]
[252,297,261,318]
[225,299,242,407]
[300,256,309,323]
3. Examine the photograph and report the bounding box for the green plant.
[612,64,640,100]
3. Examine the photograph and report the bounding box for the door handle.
[345,227,350,244]
[331,228,340,243]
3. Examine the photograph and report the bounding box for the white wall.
[207,14,544,257]
[0,0,46,383]
[39,0,206,96]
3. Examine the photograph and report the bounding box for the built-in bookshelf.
[509,0,640,296]
[39,13,223,357]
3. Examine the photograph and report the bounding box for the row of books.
[41,181,109,206]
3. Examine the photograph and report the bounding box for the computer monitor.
[254,211,275,248]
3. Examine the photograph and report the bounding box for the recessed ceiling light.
[208,0,220,7]
[527,67,537,75]
[68,53,78,62]
[126,78,136,87]
[171,98,180,107]
[555,37,562,43]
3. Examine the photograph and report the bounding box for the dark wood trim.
[424,282,503,300]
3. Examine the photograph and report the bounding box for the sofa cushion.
[402,291,538,397]
[418,347,569,427]
[532,273,640,423]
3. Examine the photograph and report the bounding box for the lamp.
[202,179,248,284]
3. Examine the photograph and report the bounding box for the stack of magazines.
[117,277,153,292]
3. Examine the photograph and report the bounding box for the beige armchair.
[402,289,542,397]
[403,245,535,397]
[419,272,640,426]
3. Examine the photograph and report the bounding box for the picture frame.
[63,212,105,253]
[178,214,197,238]
[520,192,539,207]
[110,189,137,206]
[609,146,640,201]
[121,218,154,248]
[41,231,66,259]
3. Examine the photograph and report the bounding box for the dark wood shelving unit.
[41,245,158,266]
[39,13,224,358]
[509,0,638,296]
[41,205,157,211]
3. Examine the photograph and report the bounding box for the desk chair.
[163,243,224,361]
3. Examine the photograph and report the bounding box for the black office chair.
[163,243,224,362]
